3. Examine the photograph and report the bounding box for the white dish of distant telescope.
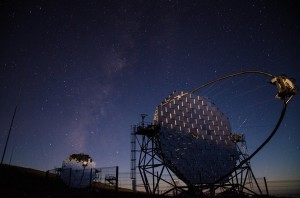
[61,153,96,188]
[154,91,239,184]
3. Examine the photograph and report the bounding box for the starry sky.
[0,0,299,181]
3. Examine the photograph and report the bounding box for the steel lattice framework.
[131,71,297,197]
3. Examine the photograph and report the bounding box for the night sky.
[0,0,299,181]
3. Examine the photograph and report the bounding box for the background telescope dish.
[61,153,96,188]
[154,91,239,184]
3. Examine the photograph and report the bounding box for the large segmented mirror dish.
[154,91,239,184]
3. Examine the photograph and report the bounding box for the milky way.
[0,1,299,181]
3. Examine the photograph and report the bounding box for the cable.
[213,100,287,184]
[161,70,274,106]
[186,70,293,184]
[159,70,296,187]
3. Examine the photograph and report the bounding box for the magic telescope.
[159,70,297,185]
[132,70,297,195]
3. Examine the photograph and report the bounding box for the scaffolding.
[131,116,268,197]
[131,114,181,195]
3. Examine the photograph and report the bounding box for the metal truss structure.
[131,119,268,197]
[131,115,182,195]
[130,72,297,197]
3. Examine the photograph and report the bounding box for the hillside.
[0,164,158,198]
[0,164,294,198]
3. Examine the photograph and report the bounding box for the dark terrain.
[0,164,157,198]
[0,164,293,198]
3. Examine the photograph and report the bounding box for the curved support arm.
[190,70,274,94]
[213,101,287,184]
[188,70,296,184]
[160,70,296,185]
